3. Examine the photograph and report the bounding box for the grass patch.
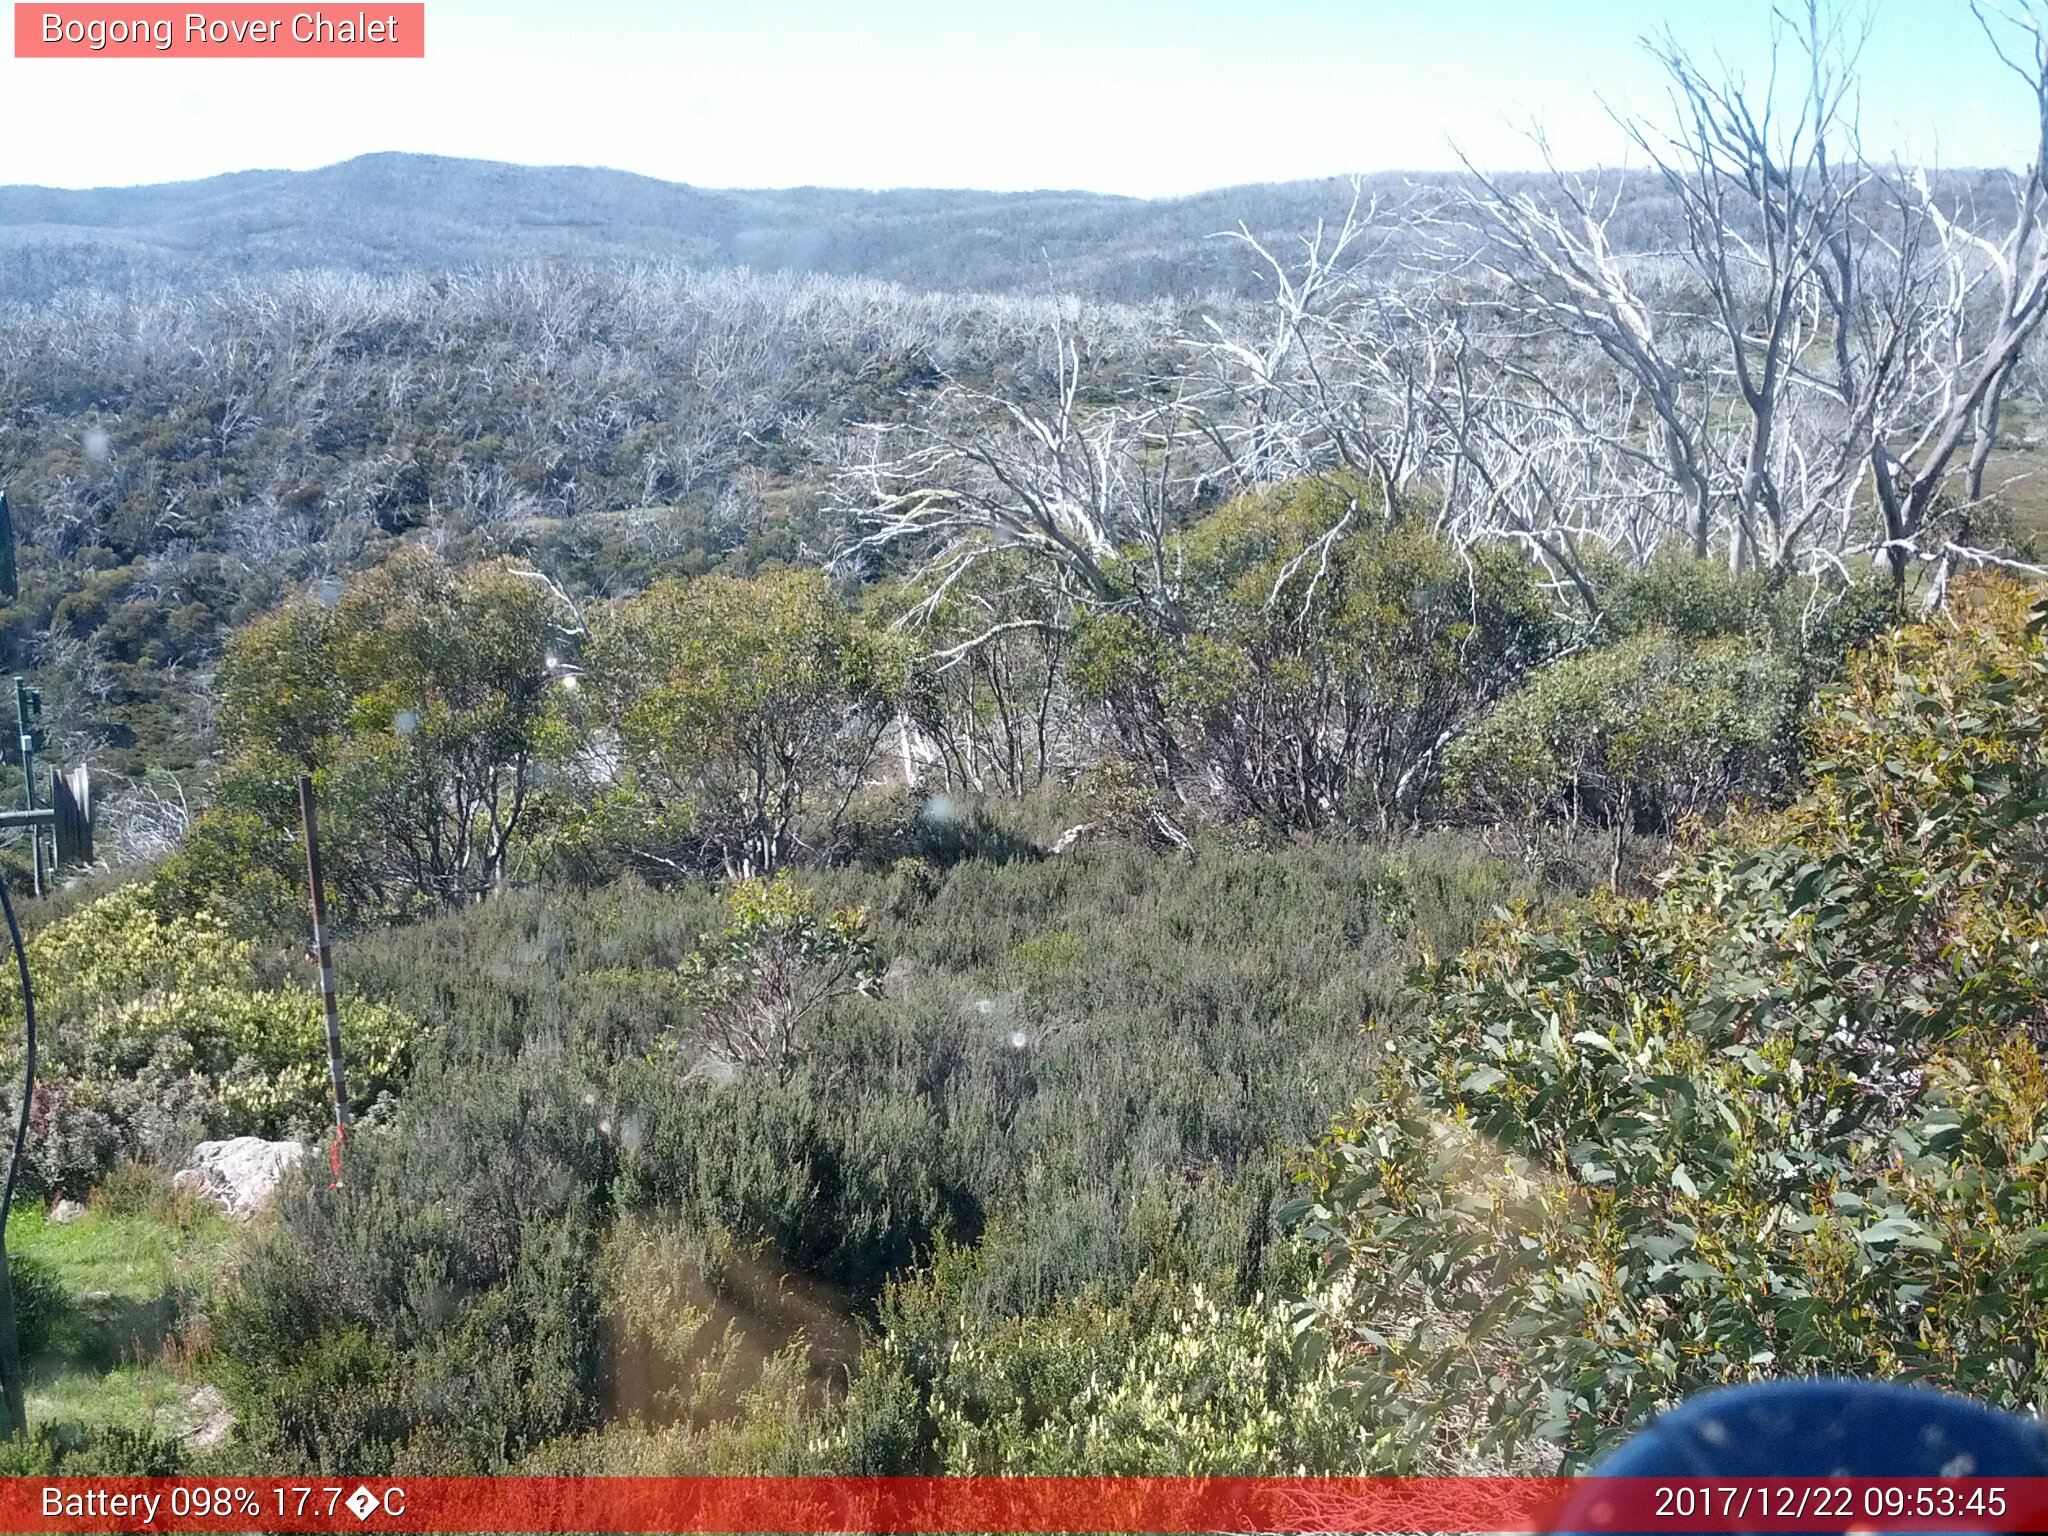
[8,1200,232,1312]
[1,1189,239,1454]
[26,1365,209,1436]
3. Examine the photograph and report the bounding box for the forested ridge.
[5,2,2048,1478]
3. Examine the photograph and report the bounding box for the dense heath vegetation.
[7,0,2048,1480]
[0,505,2015,1476]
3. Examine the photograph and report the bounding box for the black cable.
[0,869,31,1442]
[0,871,30,1235]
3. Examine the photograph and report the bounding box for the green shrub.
[1595,555,1895,661]
[568,568,915,879]
[219,826,1550,1469]
[215,1049,614,1474]
[5,1247,66,1359]
[832,1247,1370,1475]
[1073,482,1555,830]
[1445,628,1800,831]
[673,872,880,1083]
[1296,577,2048,1470]
[0,881,422,1196]
[87,1159,203,1222]
[0,1421,187,1476]
[163,547,560,930]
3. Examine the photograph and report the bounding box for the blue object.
[1550,1378,2048,1534]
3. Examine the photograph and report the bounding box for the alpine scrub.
[2,881,418,1196]
[1295,579,2048,1469]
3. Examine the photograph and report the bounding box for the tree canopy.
[169,547,559,926]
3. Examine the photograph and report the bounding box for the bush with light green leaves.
[162,546,561,932]
[1444,627,1801,832]
[1295,577,2048,1471]
[831,1252,1379,1476]
[1,881,419,1197]
[921,1287,1372,1474]
[1070,477,1555,832]
[567,567,915,881]
[674,870,880,1083]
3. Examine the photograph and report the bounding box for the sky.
[0,0,2035,196]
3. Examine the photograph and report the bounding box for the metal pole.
[12,684,37,900]
[298,776,351,1147]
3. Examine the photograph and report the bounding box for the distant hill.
[0,152,1457,303]
[0,152,2018,306]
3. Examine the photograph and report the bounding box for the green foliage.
[214,1049,615,1474]
[1296,577,2048,1469]
[0,1422,188,1476]
[1594,555,1896,658]
[571,568,911,878]
[1074,480,1554,829]
[213,825,1543,1470]
[835,1257,1374,1475]
[675,872,881,1083]
[165,547,559,929]
[1,882,419,1196]
[5,1247,65,1360]
[1442,558,1896,837]
[871,550,1070,797]
[1446,628,1800,831]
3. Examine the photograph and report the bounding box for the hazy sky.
[0,0,2033,195]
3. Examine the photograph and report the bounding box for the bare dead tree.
[1867,1,2048,591]
[1179,188,1468,521]
[1447,0,2048,591]
[833,315,1195,622]
[100,770,193,865]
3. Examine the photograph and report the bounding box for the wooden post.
[298,776,351,1150]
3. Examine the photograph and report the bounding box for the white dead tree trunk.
[1866,2,2048,594]
[1180,187,1464,520]
[833,317,1193,622]
[1448,151,1722,562]
[1450,0,2048,591]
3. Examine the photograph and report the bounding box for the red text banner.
[6,1477,2048,1533]
[15,5,424,58]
